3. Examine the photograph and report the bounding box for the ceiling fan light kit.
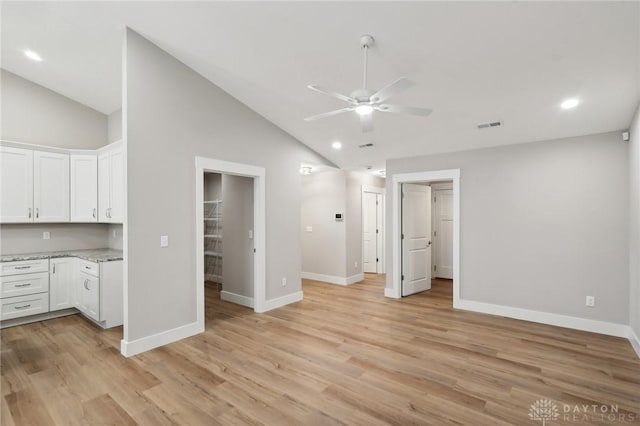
[304,34,432,133]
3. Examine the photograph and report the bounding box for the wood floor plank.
[1,277,639,425]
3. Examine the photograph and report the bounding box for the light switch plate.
[249,230,253,239]
[305,226,313,233]
[43,231,50,240]
[160,235,169,247]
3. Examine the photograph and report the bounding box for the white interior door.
[433,189,454,279]
[401,184,431,296]
[363,191,378,273]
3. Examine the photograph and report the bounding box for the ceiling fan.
[304,34,432,133]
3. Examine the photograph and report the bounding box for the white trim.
[628,327,640,359]
[220,291,254,308]
[195,157,267,320]
[384,287,400,298]
[456,298,629,337]
[120,321,203,357]
[391,169,460,303]
[262,291,303,312]
[301,272,363,286]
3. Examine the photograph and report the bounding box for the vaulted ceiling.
[2,2,639,170]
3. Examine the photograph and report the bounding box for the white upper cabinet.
[70,155,98,222]
[0,146,34,223]
[98,146,124,223]
[33,150,70,222]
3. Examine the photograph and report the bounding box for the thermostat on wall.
[335,213,343,221]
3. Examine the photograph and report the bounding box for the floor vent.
[359,143,374,148]
[477,121,502,129]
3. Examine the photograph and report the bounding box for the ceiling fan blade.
[307,85,357,104]
[360,112,374,133]
[369,78,415,103]
[376,104,432,117]
[304,107,354,122]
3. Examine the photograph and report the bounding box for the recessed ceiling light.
[355,105,373,115]
[24,50,42,62]
[299,166,312,175]
[332,141,342,150]
[561,98,579,109]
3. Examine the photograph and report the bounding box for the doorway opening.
[389,169,460,306]
[195,157,266,333]
[362,185,385,275]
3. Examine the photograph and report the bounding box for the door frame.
[361,184,386,274]
[388,169,460,306]
[195,157,267,326]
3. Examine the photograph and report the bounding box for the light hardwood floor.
[2,275,639,425]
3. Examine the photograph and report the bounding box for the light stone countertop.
[0,248,123,263]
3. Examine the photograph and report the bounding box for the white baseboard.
[455,299,629,338]
[302,272,363,286]
[220,291,254,308]
[628,327,640,359]
[120,321,203,357]
[261,291,303,312]
[384,287,401,298]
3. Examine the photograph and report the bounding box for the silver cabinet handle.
[15,283,31,288]
[15,304,31,310]
[28,208,32,218]
[84,279,89,290]
[35,208,39,219]
[107,208,112,218]
[52,263,56,274]
[92,208,96,218]
[15,266,31,270]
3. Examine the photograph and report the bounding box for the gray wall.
[204,172,221,201]
[386,131,629,324]
[125,29,331,341]
[301,170,384,279]
[1,69,107,148]
[0,224,110,254]
[222,174,254,298]
[301,170,347,278]
[629,103,640,337]
[108,108,123,143]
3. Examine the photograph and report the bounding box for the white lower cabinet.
[0,259,50,321]
[50,257,76,311]
[75,260,122,328]
[78,271,100,322]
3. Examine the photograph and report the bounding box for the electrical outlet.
[305,226,313,233]
[354,261,358,268]
[585,296,595,307]
[160,235,169,247]
[113,229,117,238]
[43,231,50,240]
[282,277,287,287]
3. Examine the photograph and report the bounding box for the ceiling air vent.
[359,143,374,148]
[477,121,502,129]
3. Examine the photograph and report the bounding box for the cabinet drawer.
[0,272,49,298]
[0,292,49,321]
[1,259,49,276]
[77,259,99,277]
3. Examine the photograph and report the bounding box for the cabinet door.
[70,155,98,222]
[108,148,124,223]
[50,257,76,311]
[98,152,110,222]
[79,272,100,321]
[34,151,70,222]
[0,146,33,223]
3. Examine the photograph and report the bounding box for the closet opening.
[194,157,266,333]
